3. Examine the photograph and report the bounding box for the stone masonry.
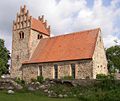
[11,5,49,78]
[92,31,108,78]
[22,60,93,82]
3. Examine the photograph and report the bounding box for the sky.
[0,0,120,52]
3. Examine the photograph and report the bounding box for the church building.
[11,5,108,82]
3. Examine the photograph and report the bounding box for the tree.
[0,39,10,75]
[106,45,120,73]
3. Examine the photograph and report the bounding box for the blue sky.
[0,0,120,52]
[86,0,112,8]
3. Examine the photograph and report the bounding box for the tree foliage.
[0,38,10,75]
[106,45,120,73]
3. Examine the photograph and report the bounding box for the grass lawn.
[0,91,77,101]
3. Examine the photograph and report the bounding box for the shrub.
[37,76,44,83]
[15,77,21,83]
[15,77,25,84]
[96,74,115,80]
[96,74,108,80]
[62,76,74,80]
[108,74,115,80]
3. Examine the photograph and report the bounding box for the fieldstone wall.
[22,60,93,82]
[56,60,93,79]
[77,60,93,79]
[22,64,38,82]
[22,63,54,82]
[11,28,30,78]
[58,63,71,78]
[42,63,53,79]
[92,31,108,78]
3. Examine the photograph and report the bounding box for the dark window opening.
[19,31,24,39]
[38,66,42,76]
[71,64,75,79]
[19,33,21,39]
[54,64,58,79]
[22,32,24,38]
[38,34,43,39]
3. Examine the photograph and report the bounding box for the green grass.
[0,91,77,101]
[1,79,120,101]
[77,80,120,101]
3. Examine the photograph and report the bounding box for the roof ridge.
[32,17,50,34]
[31,17,50,36]
[42,27,100,40]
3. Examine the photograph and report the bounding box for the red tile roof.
[24,28,100,64]
[31,18,50,36]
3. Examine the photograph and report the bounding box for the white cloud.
[46,0,120,48]
[0,0,120,51]
[103,35,120,47]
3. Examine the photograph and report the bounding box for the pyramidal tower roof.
[13,5,50,36]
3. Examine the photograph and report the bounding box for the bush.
[37,76,44,83]
[15,77,25,84]
[62,76,74,80]
[15,77,21,83]
[108,74,115,80]
[96,74,108,80]
[96,74,115,80]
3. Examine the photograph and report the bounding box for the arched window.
[54,64,58,79]
[71,64,75,79]
[22,32,24,38]
[19,31,24,39]
[38,34,43,39]
[19,32,21,39]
